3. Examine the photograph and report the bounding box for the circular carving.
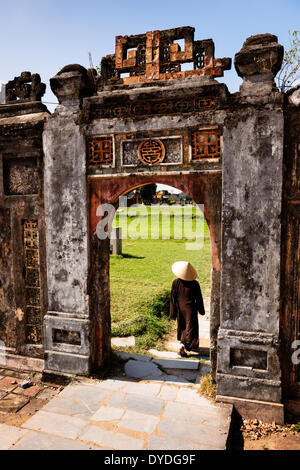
[138,139,165,165]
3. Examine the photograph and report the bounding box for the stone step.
[152,358,200,370]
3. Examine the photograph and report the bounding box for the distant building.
[155,190,192,205]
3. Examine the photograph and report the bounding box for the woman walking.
[170,261,205,357]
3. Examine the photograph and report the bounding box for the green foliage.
[277,30,300,92]
[293,422,300,432]
[138,184,157,204]
[111,289,172,351]
[110,204,212,352]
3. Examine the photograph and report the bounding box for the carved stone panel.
[3,158,39,195]
[121,136,182,166]
[23,220,41,344]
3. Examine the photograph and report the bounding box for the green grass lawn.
[110,204,212,350]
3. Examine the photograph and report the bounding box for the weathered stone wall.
[0,99,49,365]
[218,101,284,403]
[217,35,285,412]
[43,91,92,375]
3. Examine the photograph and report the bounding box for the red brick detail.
[191,129,221,159]
[88,137,113,165]
[138,139,165,165]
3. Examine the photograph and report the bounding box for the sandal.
[179,346,187,357]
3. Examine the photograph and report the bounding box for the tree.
[276,30,300,92]
[138,184,157,204]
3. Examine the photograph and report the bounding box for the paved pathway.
[0,353,232,451]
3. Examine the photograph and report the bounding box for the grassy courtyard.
[110,204,212,351]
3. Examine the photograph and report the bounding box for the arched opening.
[89,173,222,380]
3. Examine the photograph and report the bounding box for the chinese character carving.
[138,139,165,165]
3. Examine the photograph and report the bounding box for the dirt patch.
[0,367,64,427]
[241,418,300,450]
[244,431,300,450]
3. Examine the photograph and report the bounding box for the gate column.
[43,65,96,376]
[217,34,285,422]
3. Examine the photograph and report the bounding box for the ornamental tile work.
[5,71,46,103]
[23,220,41,344]
[138,139,165,165]
[89,96,216,120]
[87,137,113,165]
[99,27,231,85]
[191,129,220,159]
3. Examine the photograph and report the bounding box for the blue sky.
[1,0,298,193]
[0,0,299,108]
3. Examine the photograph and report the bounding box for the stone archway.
[41,29,286,423]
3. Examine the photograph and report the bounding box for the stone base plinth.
[216,395,284,425]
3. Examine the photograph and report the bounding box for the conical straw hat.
[171,261,197,281]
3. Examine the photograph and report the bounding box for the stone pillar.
[110,227,122,255]
[216,35,285,422]
[43,65,96,376]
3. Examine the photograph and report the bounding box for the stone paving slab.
[118,410,160,434]
[92,379,129,391]
[164,368,199,382]
[157,384,179,401]
[22,410,87,440]
[163,401,210,424]
[125,360,164,379]
[11,430,96,450]
[42,397,100,419]
[114,351,151,362]
[175,387,211,406]
[80,425,144,450]
[106,391,126,408]
[152,358,199,370]
[0,356,233,451]
[125,393,165,416]
[0,423,27,450]
[158,419,228,449]
[159,375,193,386]
[147,435,202,451]
[58,383,111,403]
[122,382,162,397]
[148,349,181,359]
[90,405,125,422]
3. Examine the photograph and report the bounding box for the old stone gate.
[0,27,300,423]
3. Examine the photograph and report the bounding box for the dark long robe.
[169,278,205,351]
